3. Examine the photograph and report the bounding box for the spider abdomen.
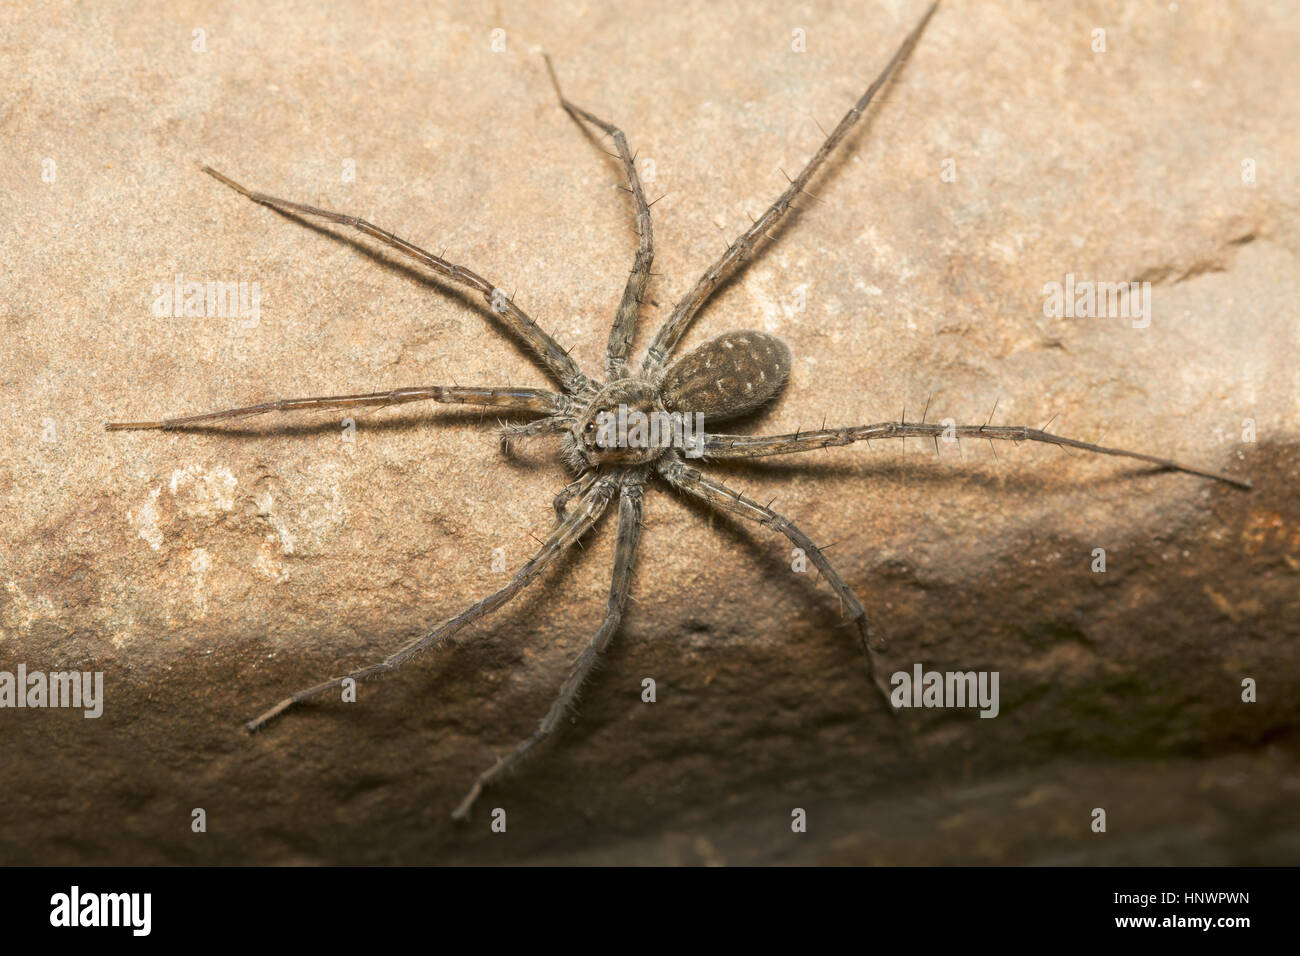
[660,330,791,421]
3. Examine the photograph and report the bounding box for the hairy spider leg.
[453,469,647,819]
[544,56,655,383]
[105,386,566,430]
[641,1,941,375]
[199,165,591,394]
[703,420,1251,488]
[657,454,894,706]
[244,475,620,731]
[552,470,600,520]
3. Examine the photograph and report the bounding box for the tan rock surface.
[1,0,1297,863]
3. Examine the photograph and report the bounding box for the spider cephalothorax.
[562,330,792,470]
[107,1,1248,821]
[564,378,669,468]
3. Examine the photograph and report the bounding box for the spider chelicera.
[107,2,1248,819]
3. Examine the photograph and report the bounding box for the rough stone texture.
[1,1,1297,864]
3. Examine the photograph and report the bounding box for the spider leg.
[200,166,591,394]
[552,470,598,521]
[543,56,654,381]
[656,454,894,707]
[244,474,620,732]
[702,420,1251,489]
[452,470,646,820]
[640,1,940,376]
[105,385,566,430]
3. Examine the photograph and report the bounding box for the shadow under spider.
[105,1,1249,822]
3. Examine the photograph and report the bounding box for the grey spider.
[107,1,1248,820]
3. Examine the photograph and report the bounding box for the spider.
[107,1,1248,821]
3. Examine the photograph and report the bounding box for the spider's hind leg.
[657,455,896,710]
[700,418,1252,489]
[452,473,645,821]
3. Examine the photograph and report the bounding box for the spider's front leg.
[243,473,620,732]
[544,57,654,381]
[702,419,1251,489]
[453,470,646,820]
[199,166,591,394]
[105,385,565,430]
[640,1,940,375]
[656,455,895,708]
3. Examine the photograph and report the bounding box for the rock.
[2,0,1296,863]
